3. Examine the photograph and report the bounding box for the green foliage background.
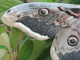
[0,0,80,60]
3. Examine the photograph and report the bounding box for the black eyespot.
[38,8,49,16]
[67,35,79,46]
[7,10,10,13]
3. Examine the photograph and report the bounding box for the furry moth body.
[1,2,80,60]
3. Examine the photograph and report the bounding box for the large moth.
[1,2,80,60]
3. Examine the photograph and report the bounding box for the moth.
[1,2,80,60]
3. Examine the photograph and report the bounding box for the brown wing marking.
[58,7,65,11]
[58,7,80,18]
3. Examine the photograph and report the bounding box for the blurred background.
[0,0,80,60]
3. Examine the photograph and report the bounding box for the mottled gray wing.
[50,17,80,60]
[1,2,80,40]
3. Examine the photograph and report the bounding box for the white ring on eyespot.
[68,36,78,46]
[39,8,49,15]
